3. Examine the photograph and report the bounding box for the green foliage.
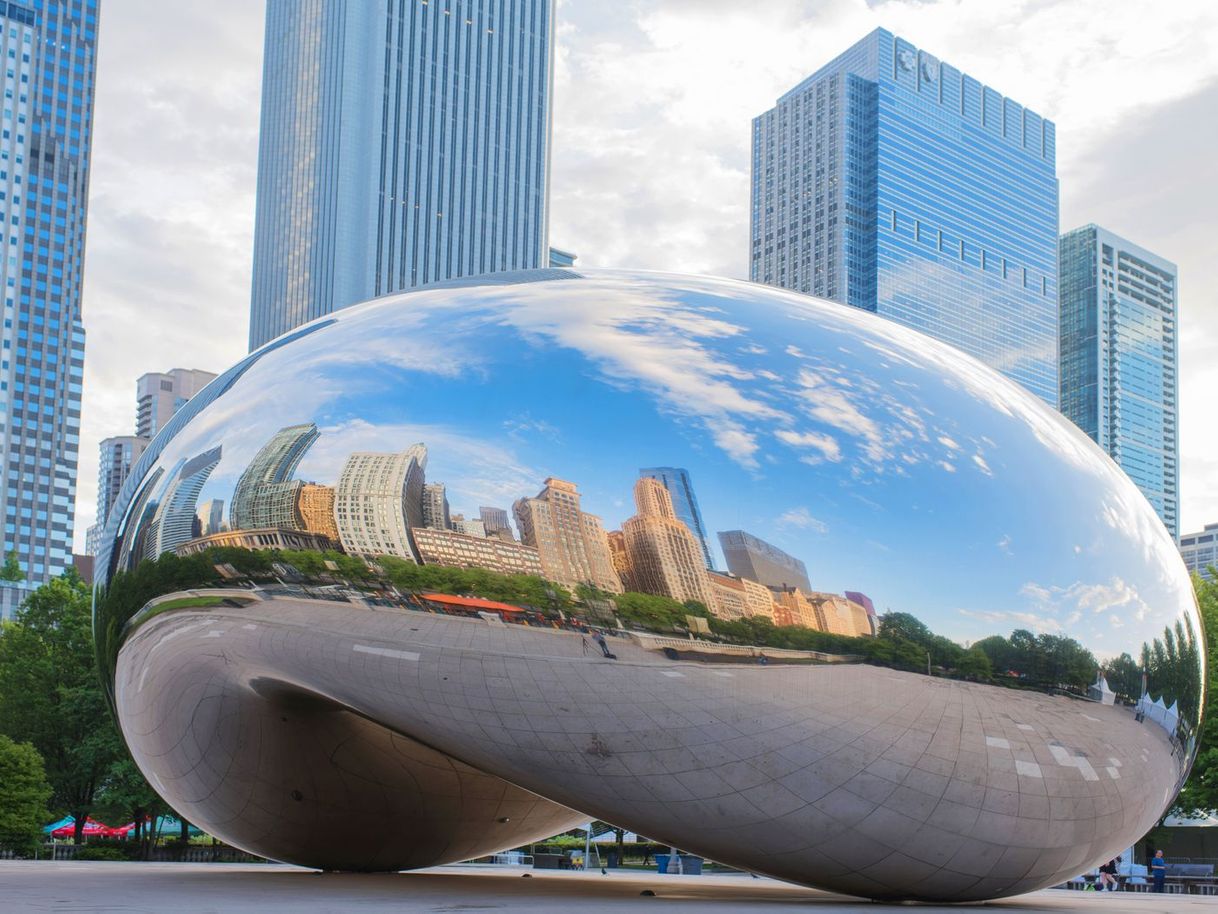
[614,591,700,632]
[93,756,171,859]
[0,572,126,842]
[955,647,993,681]
[377,554,572,612]
[1173,572,1218,817]
[1141,615,1203,725]
[0,549,23,582]
[0,734,51,855]
[1105,652,1143,704]
[73,845,130,861]
[972,627,1097,690]
[878,611,964,669]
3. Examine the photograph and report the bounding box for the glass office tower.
[0,0,98,611]
[1059,225,1178,538]
[751,28,1059,405]
[638,466,713,570]
[248,0,555,351]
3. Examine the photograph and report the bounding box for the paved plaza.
[1,862,1214,913]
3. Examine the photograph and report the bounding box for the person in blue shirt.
[1150,849,1167,892]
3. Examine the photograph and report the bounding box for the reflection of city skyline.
[117,420,874,638]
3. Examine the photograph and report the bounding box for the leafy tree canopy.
[0,734,51,854]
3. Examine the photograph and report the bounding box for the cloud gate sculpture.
[94,270,1201,901]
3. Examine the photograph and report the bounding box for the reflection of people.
[1150,850,1167,892]
[592,630,615,659]
[1098,857,1119,891]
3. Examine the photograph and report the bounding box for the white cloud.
[776,507,829,534]
[72,0,1218,549]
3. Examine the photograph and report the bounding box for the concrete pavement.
[1,861,1213,913]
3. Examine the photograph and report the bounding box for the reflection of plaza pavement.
[116,598,1182,901]
[0,862,1208,913]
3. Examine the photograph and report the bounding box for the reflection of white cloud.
[488,277,788,469]
[777,506,828,534]
[958,608,1063,634]
[503,413,561,442]
[997,534,1012,554]
[972,454,993,476]
[775,429,841,462]
[299,418,543,512]
[1021,576,1153,622]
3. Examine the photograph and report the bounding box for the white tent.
[1089,673,1116,706]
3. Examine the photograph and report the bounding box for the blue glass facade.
[1059,225,1178,538]
[638,466,713,570]
[752,29,1059,406]
[248,0,555,350]
[0,0,97,590]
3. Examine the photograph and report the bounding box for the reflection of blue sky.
[119,270,1197,662]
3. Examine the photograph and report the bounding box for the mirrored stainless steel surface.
[96,270,1202,900]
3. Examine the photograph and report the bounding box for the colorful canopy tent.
[49,817,117,839]
[42,815,74,834]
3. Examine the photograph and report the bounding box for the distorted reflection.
[95,270,1202,901]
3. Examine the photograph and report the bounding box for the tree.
[1172,572,1218,817]
[955,647,992,681]
[93,755,178,859]
[0,549,23,582]
[0,571,126,843]
[0,734,51,855]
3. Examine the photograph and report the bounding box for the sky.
[75,0,1218,549]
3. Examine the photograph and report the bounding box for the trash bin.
[656,854,703,874]
[607,851,620,868]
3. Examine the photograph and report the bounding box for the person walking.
[591,630,615,659]
[1150,849,1167,893]
[1098,857,1119,891]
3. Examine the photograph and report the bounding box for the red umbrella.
[50,817,113,839]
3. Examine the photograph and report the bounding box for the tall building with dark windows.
[84,435,148,556]
[638,467,713,570]
[248,0,555,350]
[1059,225,1178,538]
[136,368,216,439]
[0,0,99,606]
[718,530,811,593]
[1180,524,1218,582]
[751,28,1059,405]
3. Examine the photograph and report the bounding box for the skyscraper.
[479,506,512,537]
[621,477,717,611]
[144,446,222,560]
[718,530,811,592]
[513,478,621,593]
[638,467,713,569]
[334,446,427,561]
[1059,225,1178,538]
[0,0,99,600]
[85,435,149,555]
[229,424,319,531]
[136,368,217,439]
[422,483,451,530]
[248,0,556,350]
[1180,524,1218,583]
[751,28,1059,405]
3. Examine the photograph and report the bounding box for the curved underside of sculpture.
[117,594,1183,900]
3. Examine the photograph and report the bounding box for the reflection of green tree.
[0,549,23,582]
[1140,616,1202,724]
[1106,653,1142,703]
[972,629,1097,691]
[376,555,573,613]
